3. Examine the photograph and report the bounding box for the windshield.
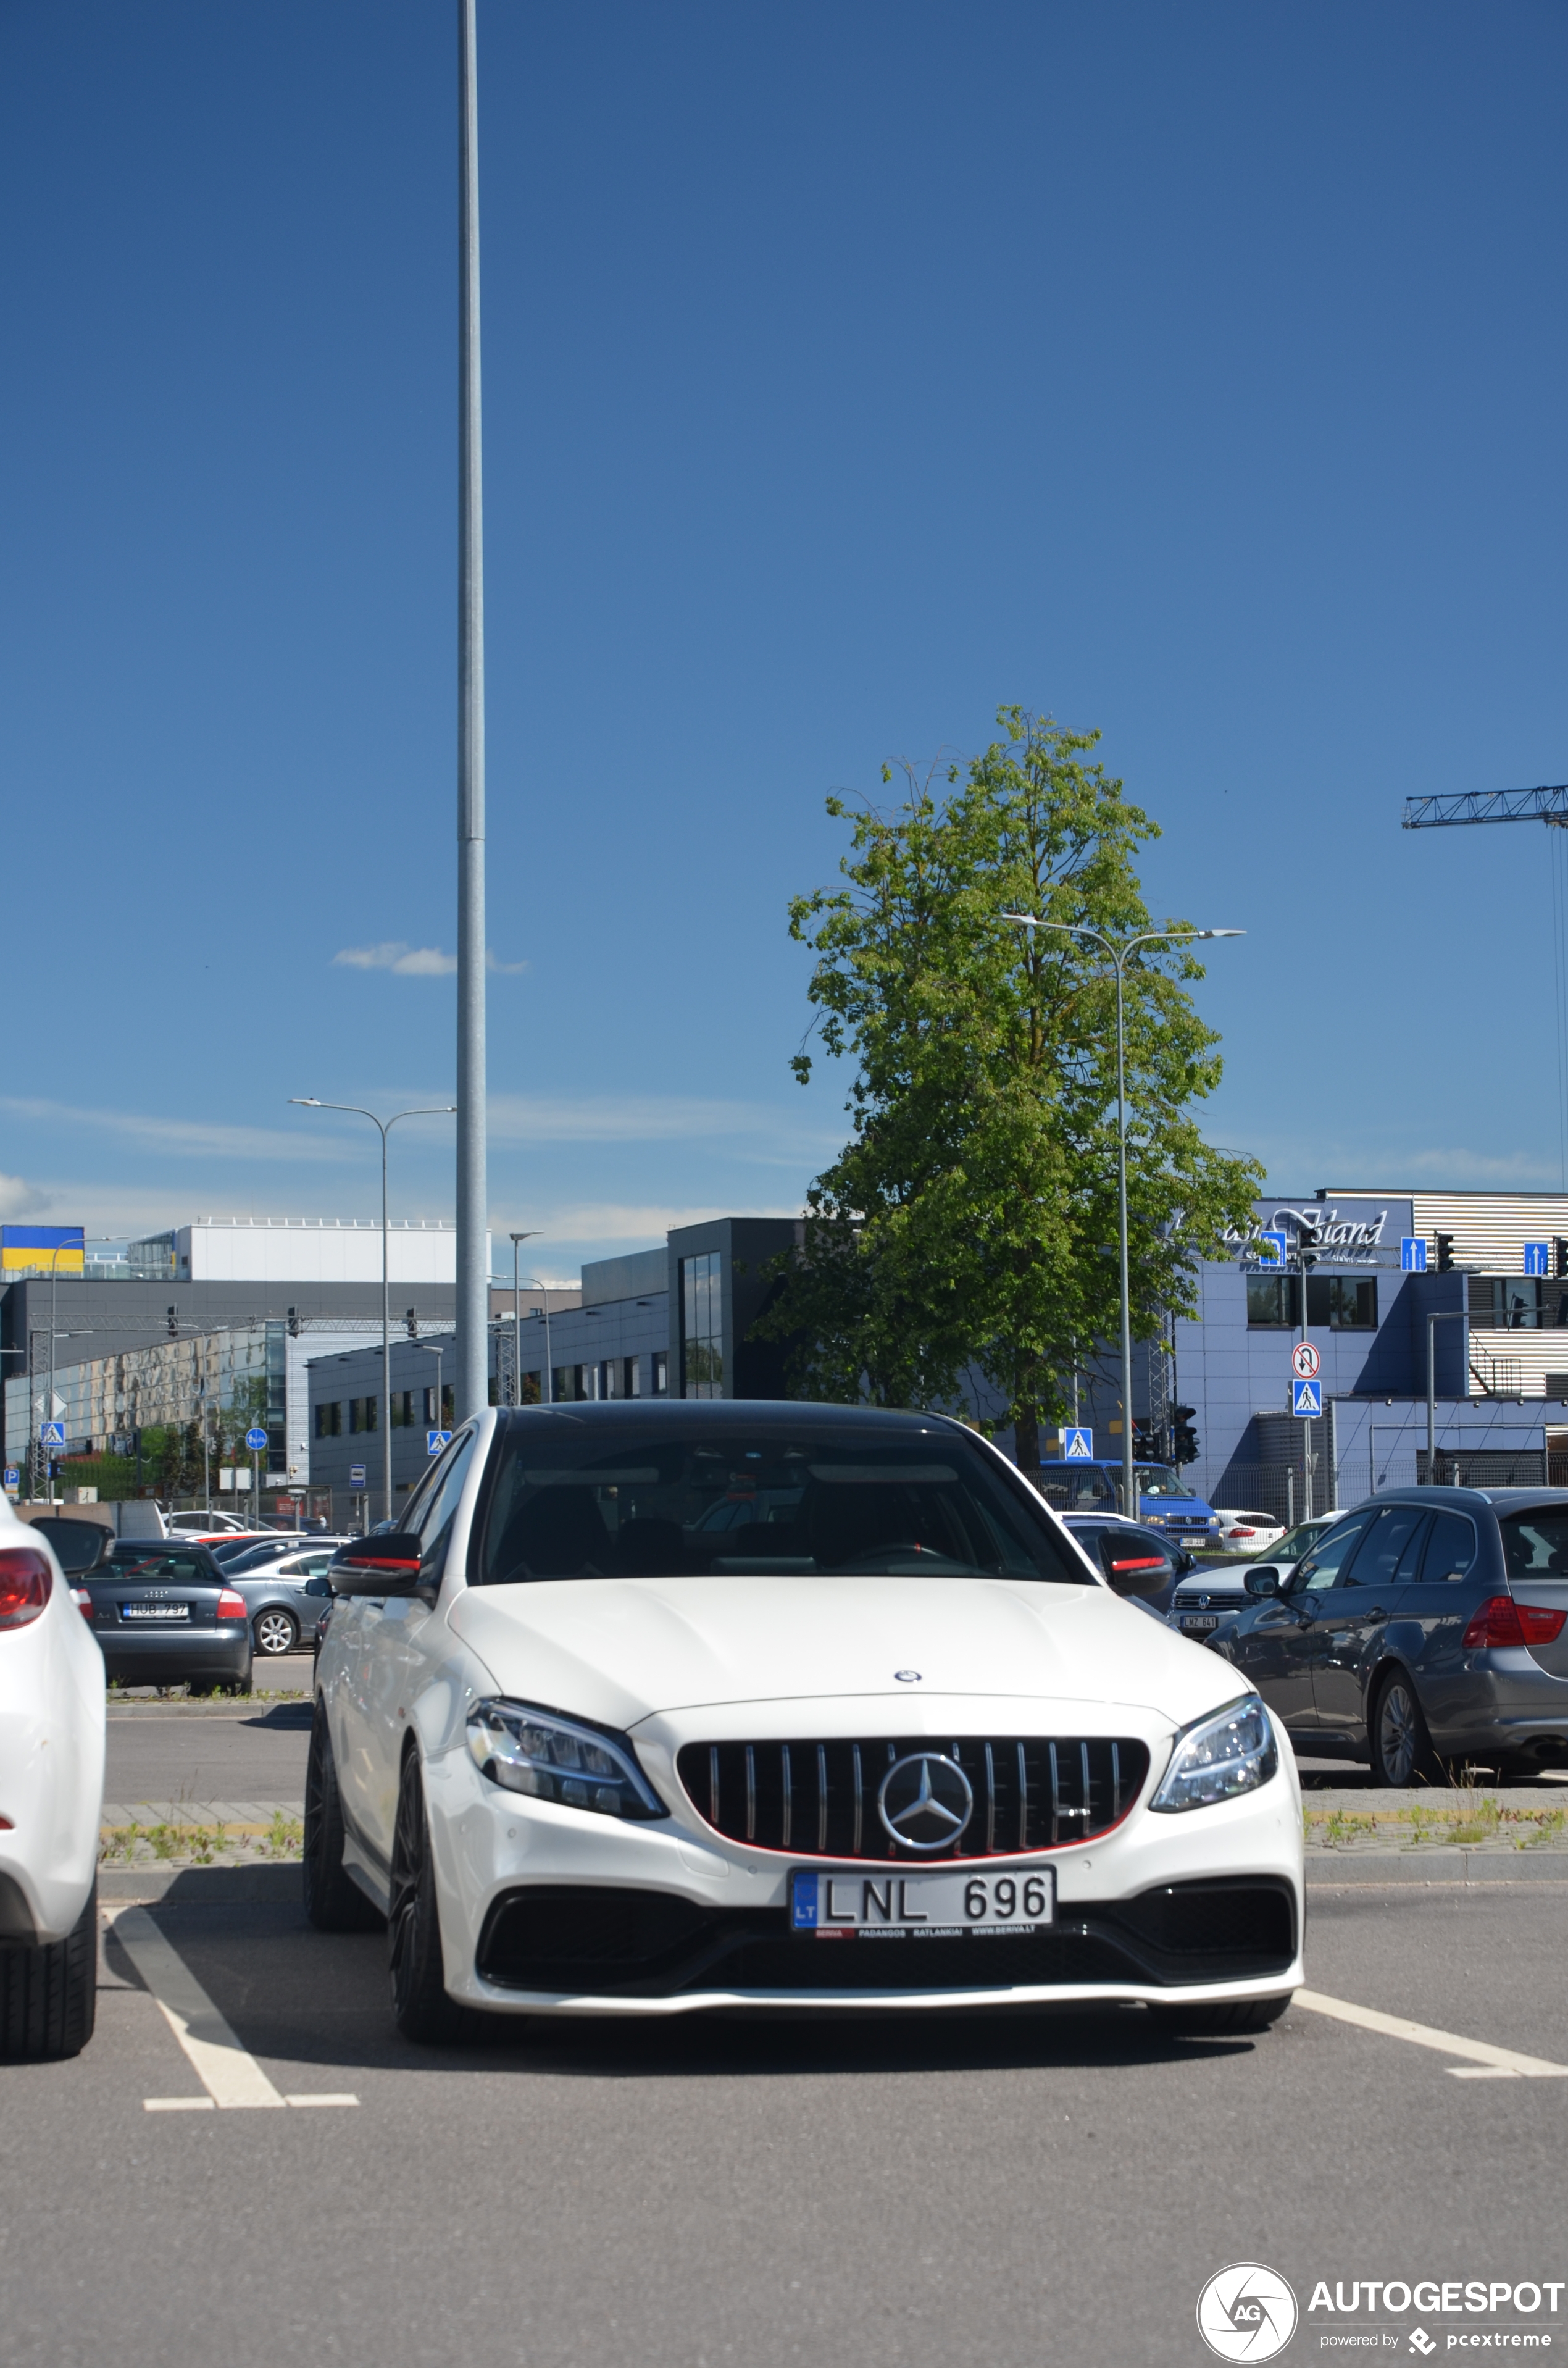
[1134,1466,1195,1500]
[102,1545,220,1581]
[475,1414,1092,1585]
[1502,1512,1568,1578]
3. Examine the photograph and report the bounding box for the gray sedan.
[1210,1485,1568,1783]
[228,1550,340,1657]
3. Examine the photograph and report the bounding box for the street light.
[1001,916,1245,1519]
[509,1232,538,1409]
[289,1099,457,1526]
[412,1336,452,1439]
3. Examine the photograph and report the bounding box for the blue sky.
[4,1,1567,1278]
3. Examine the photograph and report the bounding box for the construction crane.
[1403,783,1568,1181]
[1403,784,1568,830]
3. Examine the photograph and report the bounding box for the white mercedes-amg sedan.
[0,1497,105,2059]
[306,1405,1303,2042]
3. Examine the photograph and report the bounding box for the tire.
[253,1609,298,1657]
[388,1752,464,2044]
[0,1875,98,2061]
[1149,1993,1291,2038]
[302,1699,385,1933]
[1370,1667,1440,1786]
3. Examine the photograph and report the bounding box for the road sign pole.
[456,0,490,1431]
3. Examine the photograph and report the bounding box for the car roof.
[1367,1485,1568,1513]
[494,1402,969,1437]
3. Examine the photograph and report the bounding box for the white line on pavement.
[1294,1987,1568,2078]
[111,1907,357,2112]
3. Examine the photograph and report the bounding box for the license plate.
[1181,1614,1220,1633]
[120,1602,191,1621]
[790,1865,1054,1935]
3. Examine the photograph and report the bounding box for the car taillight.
[0,1548,52,1630]
[1462,1596,1568,1650]
[1110,1555,1169,1572]
[216,1590,248,1621]
[1232,1526,1257,1536]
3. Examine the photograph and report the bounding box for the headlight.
[465,1699,668,1822]
[1149,1694,1277,1813]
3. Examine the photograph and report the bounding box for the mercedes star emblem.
[893,1669,921,1683]
[876,1752,974,1851]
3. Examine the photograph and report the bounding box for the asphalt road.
[12,1710,1568,2368]
[106,1698,312,1804]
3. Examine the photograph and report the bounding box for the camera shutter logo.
[1196,2264,1298,2362]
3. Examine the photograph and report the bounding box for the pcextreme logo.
[1198,2264,1300,2361]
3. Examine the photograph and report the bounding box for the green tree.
[760,707,1262,1467]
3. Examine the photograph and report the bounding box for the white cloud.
[0,1097,357,1164]
[334,942,457,977]
[0,1171,47,1220]
[332,944,528,977]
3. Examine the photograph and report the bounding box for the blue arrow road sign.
[1291,1378,1321,1418]
[1400,1236,1427,1273]
[38,1421,65,1447]
[1525,1241,1549,1276]
[245,1426,268,1452]
[427,1429,452,1456]
[1259,1231,1288,1268]
[1062,1426,1093,1460]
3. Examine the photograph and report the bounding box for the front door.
[1233,1510,1375,1738]
[1311,1502,1428,1744]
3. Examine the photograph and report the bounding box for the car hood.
[446,1575,1244,1733]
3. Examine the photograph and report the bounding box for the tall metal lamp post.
[289,1100,456,1525]
[509,1232,538,1408]
[1002,916,1244,1519]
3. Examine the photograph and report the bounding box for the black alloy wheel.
[302,1699,384,1933]
[388,1752,465,2043]
[0,1876,98,2061]
[252,1609,298,1657]
[1370,1667,1440,1787]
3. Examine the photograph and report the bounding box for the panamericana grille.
[674,1735,1150,1860]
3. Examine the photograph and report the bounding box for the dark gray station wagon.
[1211,1486,1568,1784]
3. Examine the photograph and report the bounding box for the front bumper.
[425,1693,1306,2017]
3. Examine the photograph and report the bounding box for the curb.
[1306,1849,1568,1884]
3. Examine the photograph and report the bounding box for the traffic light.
[1171,1405,1198,1465]
[286,1306,300,1337]
[166,1305,178,1339]
[1553,1239,1568,1279]
[406,1308,419,1339]
[1435,1234,1454,1274]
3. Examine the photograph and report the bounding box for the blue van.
[1033,1459,1219,1551]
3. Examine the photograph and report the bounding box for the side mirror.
[328,1533,432,1599]
[1244,1567,1280,1599]
[1177,1550,1196,1575]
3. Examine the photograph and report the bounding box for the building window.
[349,1396,378,1434]
[623,1355,640,1399]
[652,1350,668,1396]
[1306,1276,1378,1330]
[551,1367,569,1405]
[421,1384,456,1426]
[519,1370,541,1405]
[599,1359,614,1400]
[1246,1276,1299,1328]
[390,1391,414,1428]
[314,1402,343,1439]
[682,1251,724,1397]
[1470,1276,1567,1330]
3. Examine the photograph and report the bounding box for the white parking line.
[111,1907,357,2112]
[1294,1987,1568,2079]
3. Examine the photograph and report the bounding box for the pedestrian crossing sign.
[1291,1378,1321,1418]
[1062,1427,1093,1460]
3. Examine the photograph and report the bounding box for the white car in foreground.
[0,1499,105,2058]
[306,1405,1304,2041]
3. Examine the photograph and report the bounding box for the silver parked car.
[227,1547,342,1657]
[1167,1513,1348,1642]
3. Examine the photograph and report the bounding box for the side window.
[412,1429,479,1581]
[1342,1504,1427,1590]
[1392,1513,1433,1584]
[1420,1510,1478,1584]
[1291,1513,1374,1595]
